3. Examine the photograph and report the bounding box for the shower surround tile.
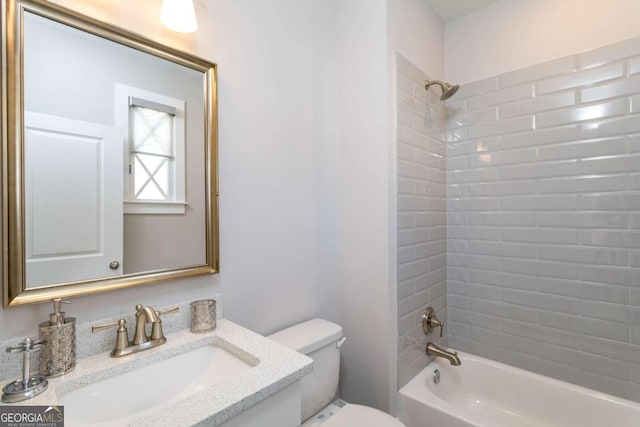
[580,75,640,103]
[535,62,624,94]
[396,54,448,388]
[445,37,640,402]
[579,36,640,69]
[499,55,578,88]
[631,57,640,75]
[499,91,576,119]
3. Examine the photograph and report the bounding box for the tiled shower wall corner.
[446,36,640,401]
[396,54,447,388]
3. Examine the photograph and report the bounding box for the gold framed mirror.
[2,0,218,306]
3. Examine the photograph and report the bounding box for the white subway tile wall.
[447,36,640,401]
[396,54,447,388]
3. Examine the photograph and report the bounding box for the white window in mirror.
[130,101,173,200]
[115,84,186,214]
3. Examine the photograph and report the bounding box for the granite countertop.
[2,319,313,426]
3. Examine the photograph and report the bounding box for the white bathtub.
[398,350,640,427]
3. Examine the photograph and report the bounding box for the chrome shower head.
[424,80,460,101]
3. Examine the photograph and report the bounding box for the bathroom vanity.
[2,319,312,426]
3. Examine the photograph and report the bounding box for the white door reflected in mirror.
[24,112,123,288]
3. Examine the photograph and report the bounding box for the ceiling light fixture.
[161,0,198,33]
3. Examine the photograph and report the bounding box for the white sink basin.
[59,344,255,426]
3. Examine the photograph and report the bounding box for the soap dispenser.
[38,298,76,377]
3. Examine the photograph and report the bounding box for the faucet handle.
[92,319,130,355]
[91,320,121,333]
[157,306,180,316]
[150,306,179,341]
[422,307,445,338]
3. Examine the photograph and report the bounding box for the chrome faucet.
[92,304,179,358]
[422,306,462,366]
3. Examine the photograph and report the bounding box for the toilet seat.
[320,404,405,427]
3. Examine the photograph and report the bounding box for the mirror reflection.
[23,11,208,289]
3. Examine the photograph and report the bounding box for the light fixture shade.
[161,0,198,33]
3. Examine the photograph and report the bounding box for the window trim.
[115,84,186,214]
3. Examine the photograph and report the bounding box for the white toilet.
[268,318,405,427]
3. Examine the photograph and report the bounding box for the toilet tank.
[268,318,343,422]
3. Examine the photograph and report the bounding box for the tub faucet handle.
[422,307,444,337]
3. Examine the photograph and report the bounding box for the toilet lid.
[321,404,405,427]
